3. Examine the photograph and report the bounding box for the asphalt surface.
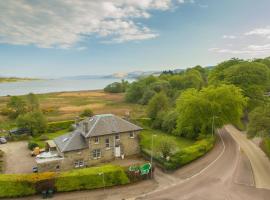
[140,128,270,200]
[225,125,270,190]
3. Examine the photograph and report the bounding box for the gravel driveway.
[0,141,36,174]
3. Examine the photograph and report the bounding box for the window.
[115,134,120,140]
[129,132,135,138]
[74,160,84,168]
[79,160,84,167]
[92,149,101,159]
[94,137,99,144]
[105,138,110,148]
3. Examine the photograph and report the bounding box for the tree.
[26,93,40,111]
[147,92,169,120]
[161,110,178,133]
[208,58,244,85]
[104,82,124,93]
[247,104,270,138]
[16,111,47,135]
[80,108,94,118]
[7,96,27,119]
[156,138,176,159]
[175,85,247,139]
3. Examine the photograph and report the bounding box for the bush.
[0,172,55,198]
[28,141,39,150]
[261,137,270,159]
[0,165,130,198]
[47,120,74,133]
[79,109,94,118]
[55,165,129,192]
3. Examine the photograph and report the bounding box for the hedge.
[0,165,129,198]
[261,137,270,159]
[0,172,55,198]
[55,165,129,192]
[141,137,215,171]
[47,120,75,133]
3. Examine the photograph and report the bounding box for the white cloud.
[245,27,270,39]
[0,0,186,48]
[222,35,236,39]
[209,44,270,55]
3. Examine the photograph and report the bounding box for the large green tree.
[175,85,247,139]
[16,111,47,135]
[147,92,169,120]
[247,104,270,138]
[7,96,27,119]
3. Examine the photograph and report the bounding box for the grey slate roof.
[54,131,88,153]
[53,114,142,153]
[81,114,143,138]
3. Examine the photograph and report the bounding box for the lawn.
[139,127,195,155]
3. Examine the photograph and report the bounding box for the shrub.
[28,141,39,150]
[0,172,56,198]
[55,165,129,192]
[79,109,94,118]
[47,120,74,133]
[0,165,130,198]
[261,137,270,159]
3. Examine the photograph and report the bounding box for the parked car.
[9,128,30,135]
[32,167,38,173]
[0,137,7,144]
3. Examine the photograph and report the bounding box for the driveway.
[0,141,36,174]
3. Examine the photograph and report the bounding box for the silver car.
[0,137,7,144]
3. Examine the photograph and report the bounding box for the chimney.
[83,122,89,133]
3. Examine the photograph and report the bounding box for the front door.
[115,146,121,157]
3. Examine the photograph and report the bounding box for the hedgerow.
[0,165,129,198]
[47,120,74,132]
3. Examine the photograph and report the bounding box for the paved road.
[0,141,36,174]
[225,125,270,190]
[140,128,270,200]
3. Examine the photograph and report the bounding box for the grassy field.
[0,90,145,132]
[139,127,195,155]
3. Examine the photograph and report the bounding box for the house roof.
[81,114,143,138]
[54,131,88,153]
[53,114,142,153]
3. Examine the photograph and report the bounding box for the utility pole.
[150,134,156,178]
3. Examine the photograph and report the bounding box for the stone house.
[36,114,142,172]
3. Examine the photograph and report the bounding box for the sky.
[0,0,270,78]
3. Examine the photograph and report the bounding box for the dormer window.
[94,137,99,144]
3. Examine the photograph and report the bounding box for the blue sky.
[0,0,270,78]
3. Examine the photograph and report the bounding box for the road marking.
[133,130,226,199]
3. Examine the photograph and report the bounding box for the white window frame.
[129,132,135,138]
[105,138,110,149]
[92,149,101,159]
[74,160,84,168]
[79,160,84,167]
[94,137,99,144]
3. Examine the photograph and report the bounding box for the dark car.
[32,167,38,173]
[0,137,7,144]
[9,128,30,135]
